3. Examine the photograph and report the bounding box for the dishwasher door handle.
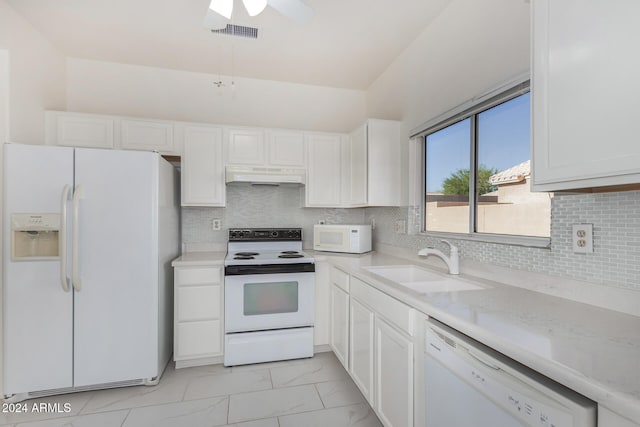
[467,350,501,371]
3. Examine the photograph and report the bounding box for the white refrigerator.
[3,143,180,401]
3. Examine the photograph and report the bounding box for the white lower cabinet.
[375,317,413,427]
[314,261,330,347]
[349,296,375,404]
[173,266,224,368]
[346,275,415,427]
[329,266,350,369]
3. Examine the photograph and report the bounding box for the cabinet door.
[306,133,343,207]
[47,111,115,149]
[314,261,330,347]
[174,267,224,361]
[375,317,414,427]
[532,0,640,190]
[330,283,349,369]
[121,119,174,153]
[268,130,306,167]
[227,128,265,165]
[345,124,368,206]
[349,297,375,404]
[367,119,401,206]
[181,125,225,206]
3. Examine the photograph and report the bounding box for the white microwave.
[313,224,372,254]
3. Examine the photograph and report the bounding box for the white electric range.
[223,228,315,366]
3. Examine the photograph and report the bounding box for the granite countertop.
[323,251,640,423]
[171,250,640,421]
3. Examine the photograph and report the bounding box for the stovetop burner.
[225,228,313,267]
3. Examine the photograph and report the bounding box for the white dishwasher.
[424,319,596,427]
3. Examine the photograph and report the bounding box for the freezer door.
[3,143,74,395]
[72,148,159,386]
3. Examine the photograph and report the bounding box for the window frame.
[412,78,551,248]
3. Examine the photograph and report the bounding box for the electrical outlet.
[395,219,406,234]
[370,218,376,230]
[572,224,593,253]
[212,218,222,231]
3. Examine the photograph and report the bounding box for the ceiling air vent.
[211,24,259,39]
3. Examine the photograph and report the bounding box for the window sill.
[419,231,551,249]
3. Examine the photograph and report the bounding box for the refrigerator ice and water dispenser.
[11,213,60,260]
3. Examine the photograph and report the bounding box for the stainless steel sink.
[363,265,485,293]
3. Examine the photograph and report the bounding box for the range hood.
[225,166,306,185]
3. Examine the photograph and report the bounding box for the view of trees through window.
[424,92,551,238]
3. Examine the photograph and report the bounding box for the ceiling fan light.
[209,0,233,19]
[242,0,268,16]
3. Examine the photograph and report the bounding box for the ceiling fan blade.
[267,0,314,23]
[203,8,230,30]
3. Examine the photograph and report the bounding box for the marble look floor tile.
[13,410,129,427]
[80,376,187,414]
[221,418,279,427]
[270,354,348,388]
[315,379,366,408]
[164,362,231,381]
[122,397,228,427]
[183,368,272,401]
[0,392,94,425]
[278,403,383,427]
[227,384,323,424]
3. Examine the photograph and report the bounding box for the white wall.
[0,0,66,144]
[365,0,530,205]
[366,0,530,131]
[65,58,367,133]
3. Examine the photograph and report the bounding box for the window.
[420,84,551,241]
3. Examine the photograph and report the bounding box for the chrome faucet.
[418,240,459,275]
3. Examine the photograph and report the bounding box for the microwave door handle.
[59,185,71,292]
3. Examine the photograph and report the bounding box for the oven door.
[225,272,314,333]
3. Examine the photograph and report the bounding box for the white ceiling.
[8,0,452,90]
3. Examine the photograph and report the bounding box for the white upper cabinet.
[226,128,266,165]
[46,111,179,155]
[532,0,640,191]
[178,124,225,207]
[343,124,368,207]
[46,111,115,149]
[225,128,306,168]
[121,119,174,154]
[305,133,343,207]
[347,119,402,207]
[267,130,306,168]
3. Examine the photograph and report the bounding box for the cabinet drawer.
[176,267,221,285]
[330,266,350,292]
[351,277,414,336]
[176,320,222,358]
[177,285,221,321]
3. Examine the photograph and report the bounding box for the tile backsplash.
[182,185,640,292]
[182,185,365,250]
[366,190,640,291]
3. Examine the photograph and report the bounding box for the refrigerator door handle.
[72,185,83,292]
[59,185,72,292]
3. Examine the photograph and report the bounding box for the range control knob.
[271,231,279,238]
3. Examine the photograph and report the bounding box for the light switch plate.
[572,224,593,253]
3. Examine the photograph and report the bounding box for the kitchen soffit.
[7,0,452,90]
